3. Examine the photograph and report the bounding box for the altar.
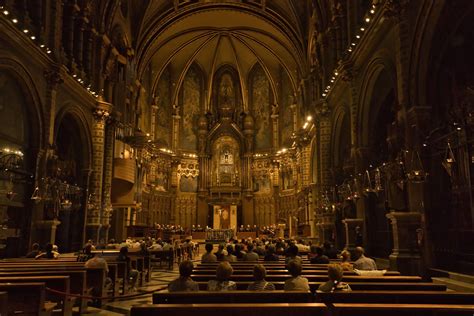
[206,229,234,242]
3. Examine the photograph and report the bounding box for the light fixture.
[365,17,370,23]
[370,9,375,14]
[3,10,9,16]
[356,35,360,39]
[334,71,338,76]
[23,29,29,33]
[306,115,312,122]
[40,44,45,48]
[12,18,17,23]
[30,36,35,40]
[360,27,365,31]
[351,43,356,46]
[47,50,51,54]
[72,74,77,78]
[322,93,326,97]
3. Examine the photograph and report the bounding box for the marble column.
[99,116,115,243]
[386,211,422,275]
[86,98,112,243]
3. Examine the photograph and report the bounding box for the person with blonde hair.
[207,261,237,291]
[247,264,275,291]
[340,250,353,271]
[318,263,352,292]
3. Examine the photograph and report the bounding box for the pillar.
[342,218,364,254]
[386,211,422,275]
[86,98,112,243]
[99,116,115,243]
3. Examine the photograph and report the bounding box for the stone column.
[99,116,115,243]
[87,98,112,243]
[386,212,422,275]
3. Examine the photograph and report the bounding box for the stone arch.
[0,57,44,255]
[357,53,398,160]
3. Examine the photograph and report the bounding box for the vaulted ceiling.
[130,0,311,108]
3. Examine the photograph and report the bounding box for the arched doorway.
[0,67,41,257]
[361,64,397,258]
[54,111,90,252]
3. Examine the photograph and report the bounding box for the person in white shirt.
[353,247,377,270]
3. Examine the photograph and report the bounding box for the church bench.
[0,291,7,316]
[190,274,421,283]
[149,249,174,270]
[194,281,446,292]
[130,303,327,316]
[316,290,474,305]
[0,276,71,316]
[131,302,474,316]
[192,269,400,276]
[329,303,474,316]
[0,261,123,298]
[153,290,313,304]
[0,269,88,313]
[0,282,56,316]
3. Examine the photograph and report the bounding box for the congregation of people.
[168,237,378,293]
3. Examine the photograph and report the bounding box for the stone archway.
[53,108,92,252]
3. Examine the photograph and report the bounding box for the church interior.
[0,0,474,314]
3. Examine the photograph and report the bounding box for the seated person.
[243,244,259,261]
[77,243,94,262]
[247,264,275,291]
[234,244,246,261]
[353,247,377,271]
[285,244,302,265]
[264,245,279,261]
[317,263,351,292]
[202,243,217,263]
[35,243,59,259]
[323,242,339,259]
[310,246,330,264]
[168,260,199,292]
[207,261,237,291]
[214,243,227,261]
[284,260,309,291]
[222,245,237,262]
[117,246,139,291]
[340,250,353,271]
[25,243,40,258]
[84,252,111,305]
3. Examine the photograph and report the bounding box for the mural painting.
[251,65,272,150]
[180,66,201,151]
[155,67,171,147]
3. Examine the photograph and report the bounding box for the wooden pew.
[131,303,327,316]
[0,260,122,299]
[0,282,57,316]
[131,302,474,316]
[190,274,421,283]
[316,291,474,304]
[192,269,400,276]
[149,249,174,270]
[0,291,7,316]
[153,291,313,304]
[194,282,446,292]
[0,269,88,313]
[330,303,474,316]
[0,276,71,316]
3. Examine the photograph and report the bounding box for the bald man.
[353,247,377,270]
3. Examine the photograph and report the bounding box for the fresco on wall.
[180,66,201,151]
[179,176,197,192]
[155,67,171,147]
[251,65,272,150]
[280,72,294,147]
